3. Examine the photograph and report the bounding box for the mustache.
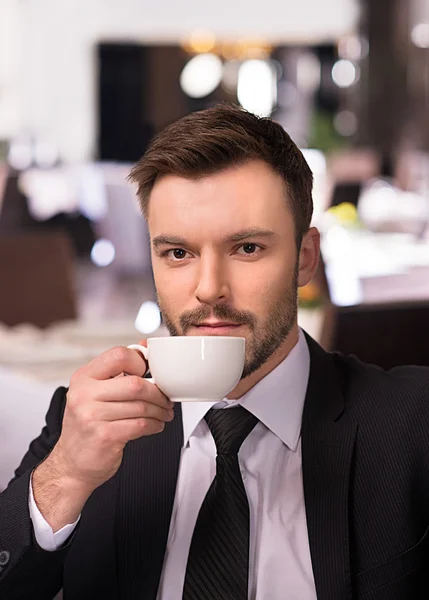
[179,304,256,333]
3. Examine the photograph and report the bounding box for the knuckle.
[96,426,112,445]
[81,406,96,424]
[127,375,143,395]
[71,402,91,426]
[66,388,82,411]
[136,418,150,432]
[109,346,129,367]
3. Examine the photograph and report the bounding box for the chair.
[0,232,77,328]
[0,169,37,233]
[318,251,429,369]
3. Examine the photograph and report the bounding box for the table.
[321,229,429,368]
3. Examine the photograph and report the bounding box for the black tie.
[183,406,259,600]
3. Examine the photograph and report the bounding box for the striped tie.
[183,406,259,600]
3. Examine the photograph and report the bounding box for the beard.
[157,262,299,380]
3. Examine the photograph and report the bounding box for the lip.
[192,322,243,335]
[196,321,240,327]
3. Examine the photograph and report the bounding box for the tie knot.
[204,406,258,456]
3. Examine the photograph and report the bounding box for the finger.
[108,417,167,442]
[128,340,148,364]
[97,399,175,423]
[91,376,173,410]
[81,346,148,380]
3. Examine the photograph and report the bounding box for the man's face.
[147,160,302,379]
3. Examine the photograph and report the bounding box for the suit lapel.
[301,334,357,600]
[115,402,183,600]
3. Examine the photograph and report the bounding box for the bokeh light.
[237,59,277,117]
[90,239,116,267]
[411,23,429,48]
[334,111,358,136]
[331,59,358,88]
[134,301,162,334]
[180,54,223,98]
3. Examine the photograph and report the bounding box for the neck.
[227,323,300,399]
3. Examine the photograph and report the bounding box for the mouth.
[191,321,243,335]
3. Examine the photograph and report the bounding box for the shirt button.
[0,551,10,566]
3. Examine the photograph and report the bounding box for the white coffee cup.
[127,336,245,402]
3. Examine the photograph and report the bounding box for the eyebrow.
[152,228,276,249]
[226,228,276,243]
[152,235,189,249]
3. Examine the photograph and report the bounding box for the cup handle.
[127,344,155,384]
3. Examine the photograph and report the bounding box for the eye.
[163,248,190,261]
[237,243,261,255]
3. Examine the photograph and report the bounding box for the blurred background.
[1,0,429,487]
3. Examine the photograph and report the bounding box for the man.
[1,104,429,600]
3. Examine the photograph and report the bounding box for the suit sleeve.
[0,386,78,599]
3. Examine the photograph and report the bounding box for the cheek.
[152,263,195,313]
[232,259,293,311]
[152,266,173,309]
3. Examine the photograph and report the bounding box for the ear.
[297,227,320,288]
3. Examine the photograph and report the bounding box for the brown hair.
[129,103,313,247]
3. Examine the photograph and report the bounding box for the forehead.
[147,160,294,241]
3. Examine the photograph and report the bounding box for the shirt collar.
[181,329,310,452]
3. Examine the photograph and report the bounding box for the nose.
[195,253,230,306]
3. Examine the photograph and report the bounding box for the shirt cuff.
[29,472,80,551]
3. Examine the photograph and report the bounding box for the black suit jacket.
[1,334,429,600]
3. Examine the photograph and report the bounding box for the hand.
[32,341,174,531]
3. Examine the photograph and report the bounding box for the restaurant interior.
[1,0,429,492]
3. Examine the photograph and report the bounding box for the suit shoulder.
[332,352,429,416]
[7,386,68,485]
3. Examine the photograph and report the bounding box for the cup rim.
[147,336,245,342]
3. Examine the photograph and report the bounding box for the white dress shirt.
[30,329,317,599]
